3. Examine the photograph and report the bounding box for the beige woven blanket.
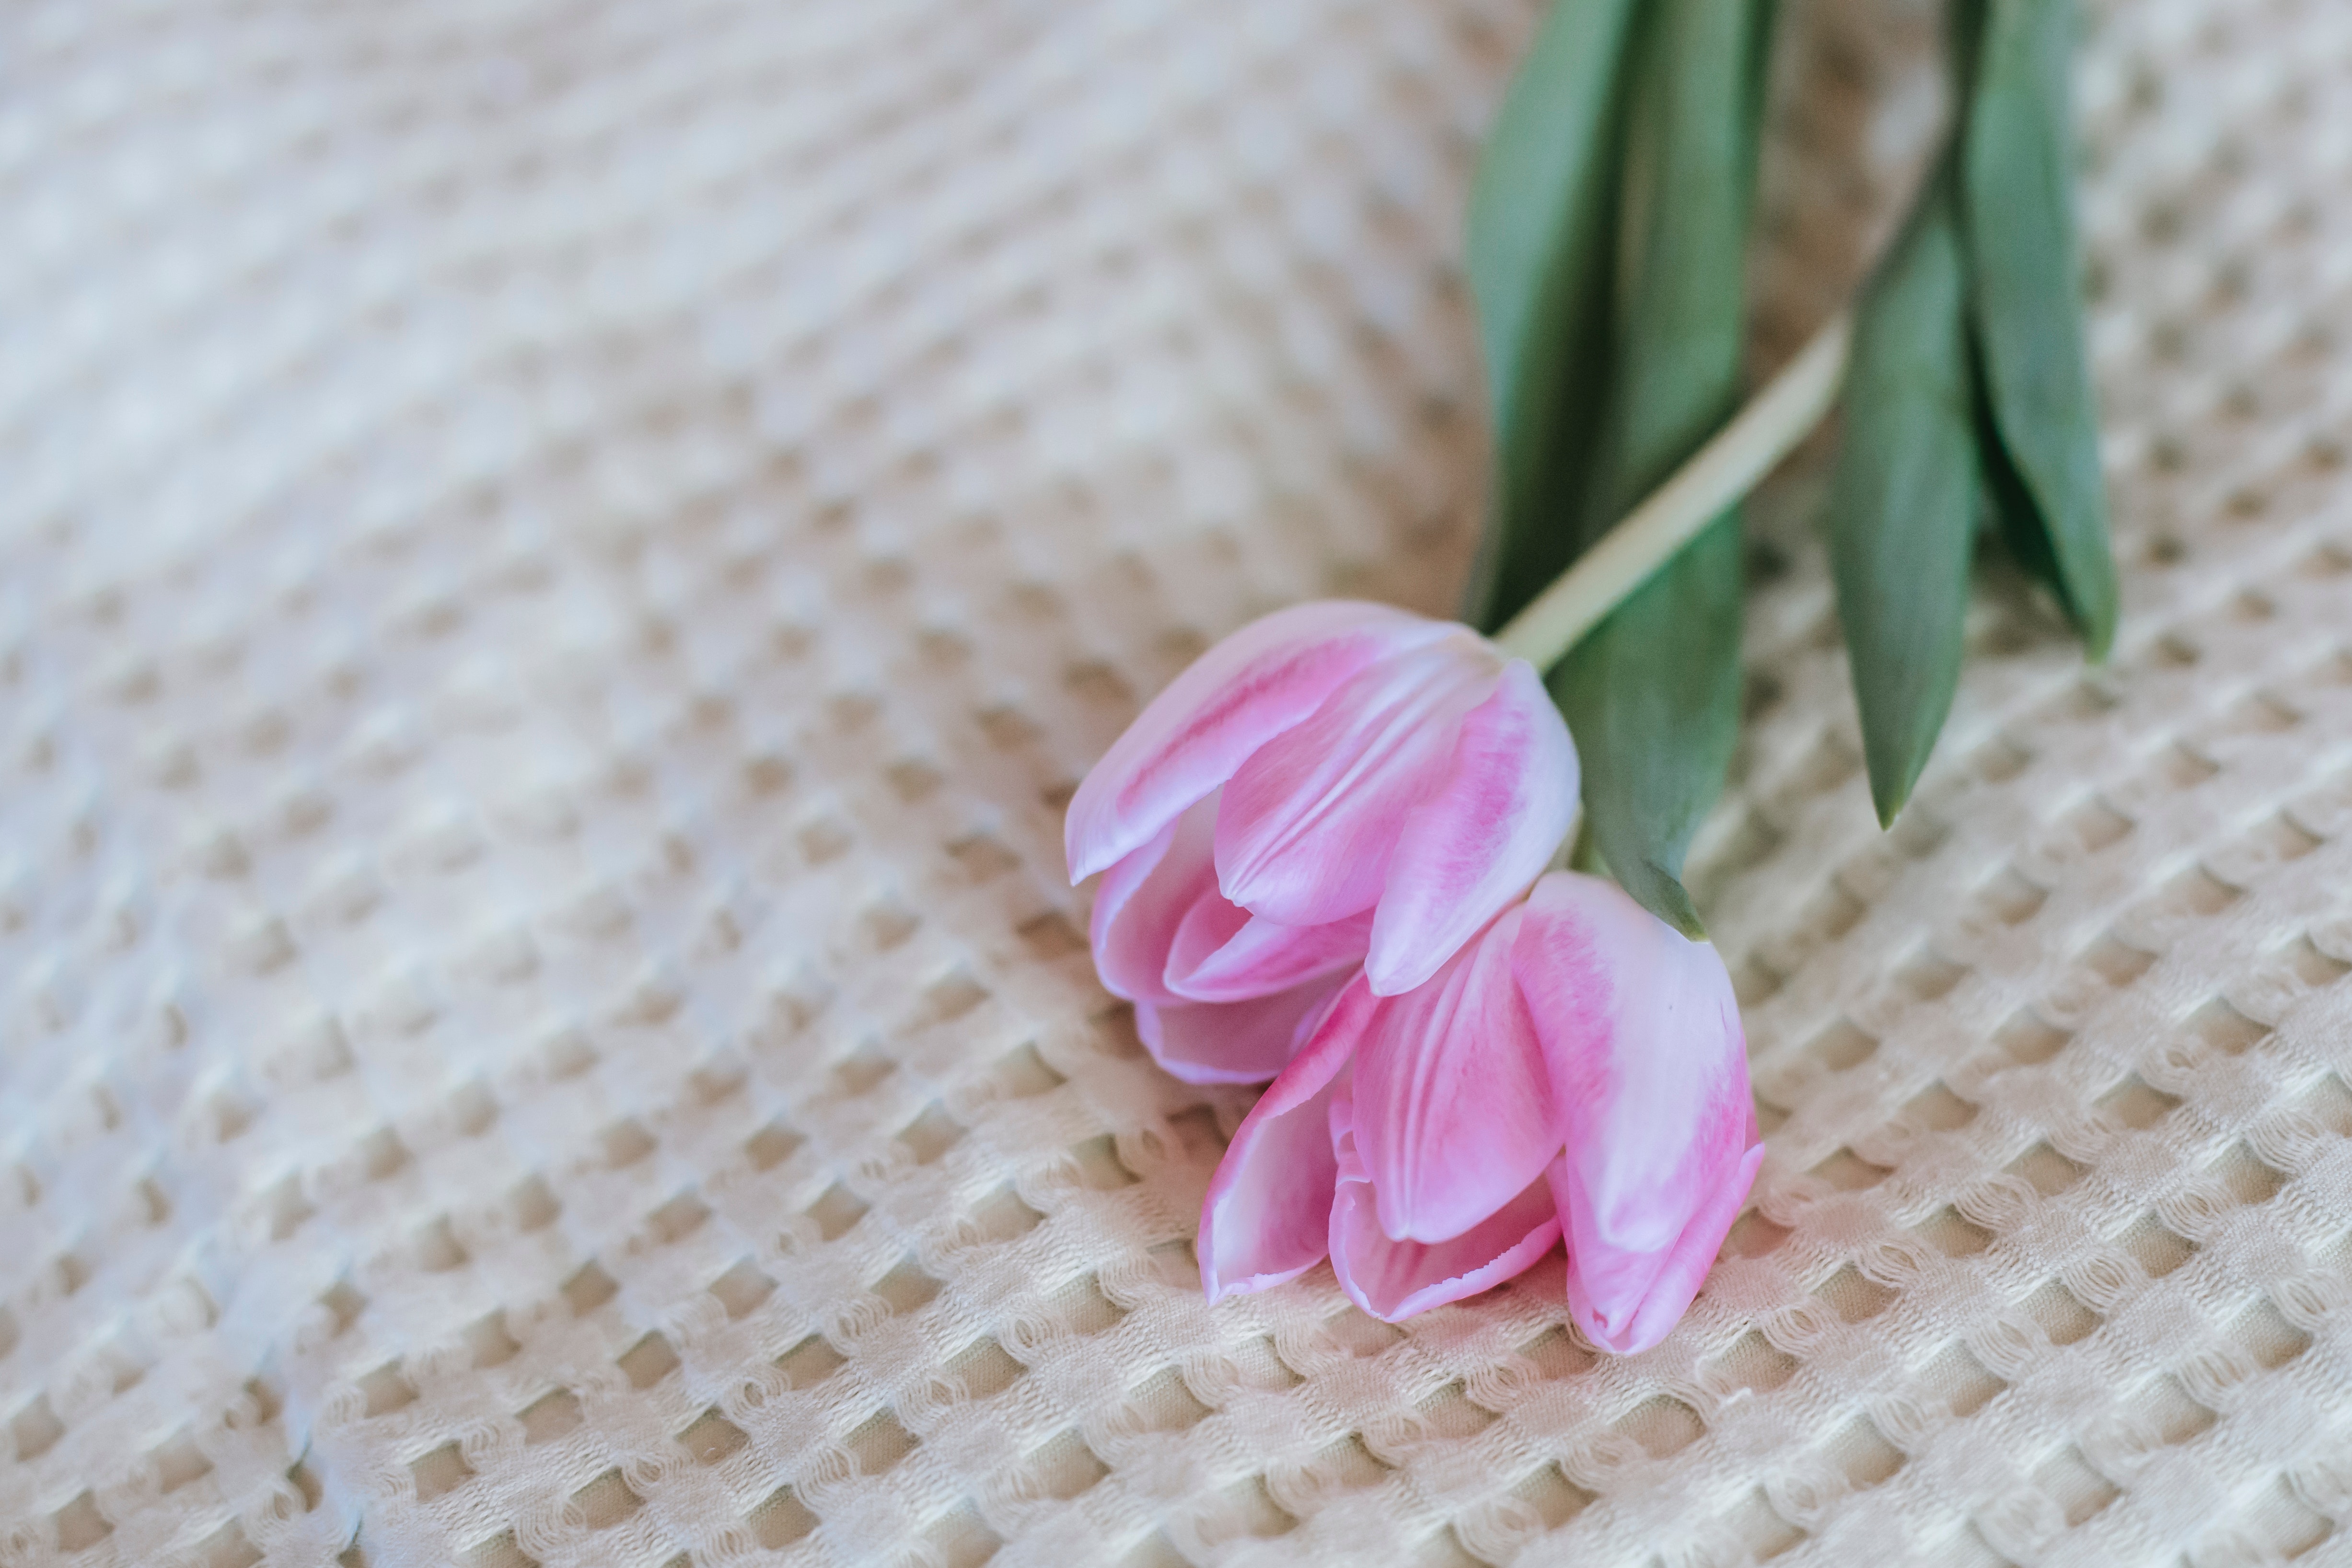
[6,0,2352,1564]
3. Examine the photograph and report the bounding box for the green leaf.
[1548,0,1775,935]
[1460,0,1644,631]
[1961,0,2117,657]
[1575,0,1774,534]
[1971,323,2064,597]
[1825,166,1981,826]
[1550,517,1743,935]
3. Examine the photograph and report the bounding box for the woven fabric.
[5,0,2352,1565]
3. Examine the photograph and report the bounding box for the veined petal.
[1167,906,1373,1003]
[1198,977,1378,1299]
[1349,906,1559,1243]
[1330,1160,1560,1323]
[1516,872,1761,1354]
[1090,796,1220,1007]
[1136,975,1343,1086]
[1552,1138,1764,1355]
[1066,601,1450,883]
[1216,633,1504,927]
[1367,659,1579,995]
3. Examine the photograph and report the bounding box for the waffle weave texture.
[6,0,2352,1565]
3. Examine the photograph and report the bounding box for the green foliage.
[1467,0,2117,928]
[1469,0,1775,934]
[1550,518,1744,933]
[1549,0,1774,936]
[1824,165,1980,826]
[1962,0,2117,655]
[1461,0,1644,630]
[1826,0,2118,822]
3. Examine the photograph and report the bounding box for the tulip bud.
[1068,600,1576,1083]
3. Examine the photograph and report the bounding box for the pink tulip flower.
[1198,871,1763,1351]
[1518,873,1766,1355]
[1067,600,1577,1085]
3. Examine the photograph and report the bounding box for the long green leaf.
[1551,519,1743,932]
[1826,167,1981,826]
[1548,0,1774,935]
[1961,0,2116,656]
[1461,0,1644,631]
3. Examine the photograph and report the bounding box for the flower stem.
[1492,311,1853,671]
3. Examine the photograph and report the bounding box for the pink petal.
[1552,1139,1765,1355]
[1347,907,1559,1243]
[1516,872,1761,1355]
[1198,978,1377,1298]
[1366,659,1579,995]
[1066,601,1449,883]
[1167,906,1373,1003]
[1136,975,1344,1086]
[1215,633,1503,927]
[1329,1089,1561,1324]
[1090,796,1220,1007]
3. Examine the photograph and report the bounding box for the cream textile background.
[6,0,2352,1565]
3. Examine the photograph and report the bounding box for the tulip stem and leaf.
[1467,0,1776,938]
[1067,0,2118,1346]
[1460,0,1640,628]
[1468,0,2117,913]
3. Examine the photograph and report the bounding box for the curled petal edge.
[1554,1138,1765,1356]
[1211,634,1501,928]
[1330,1172,1561,1324]
[1365,659,1579,996]
[1137,976,1344,1087]
[1066,601,1448,884]
[1196,978,1374,1300]
[1348,906,1561,1246]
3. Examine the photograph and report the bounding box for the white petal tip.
[1155,1062,1284,1087]
[1198,1262,1319,1305]
[1359,952,1433,998]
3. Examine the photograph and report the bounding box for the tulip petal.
[1090,796,1220,1007]
[1216,634,1503,927]
[1066,601,1450,883]
[1348,907,1559,1243]
[1329,1134,1561,1323]
[1198,978,1378,1298]
[1516,872,1761,1355]
[1551,1138,1765,1355]
[1366,659,1579,995]
[1167,905,1373,1003]
[1136,975,1344,1085]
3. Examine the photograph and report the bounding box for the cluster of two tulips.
[1065,602,1763,1354]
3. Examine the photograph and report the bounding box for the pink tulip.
[1518,873,1765,1355]
[1198,871,1763,1348]
[1068,600,1577,1085]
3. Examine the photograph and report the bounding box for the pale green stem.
[1492,310,1854,670]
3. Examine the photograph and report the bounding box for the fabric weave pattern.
[4,0,2352,1564]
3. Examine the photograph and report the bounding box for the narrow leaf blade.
[1551,516,1742,936]
[1962,0,2117,656]
[1461,0,1644,631]
[1826,170,1980,825]
[1553,0,1773,932]
[1970,323,2070,609]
